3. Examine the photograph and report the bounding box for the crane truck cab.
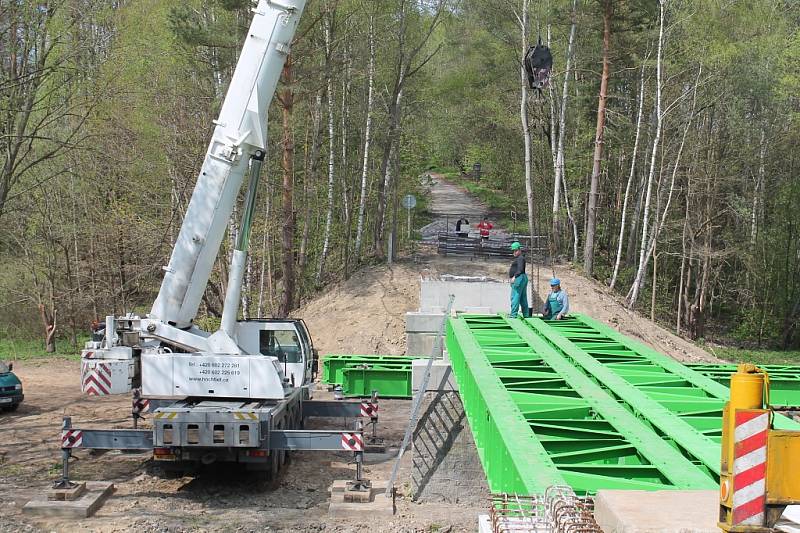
[237,319,318,388]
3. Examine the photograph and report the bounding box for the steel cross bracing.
[687,363,800,406]
[446,314,717,495]
[523,314,800,474]
[525,316,724,475]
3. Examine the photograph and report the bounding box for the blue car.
[0,361,23,411]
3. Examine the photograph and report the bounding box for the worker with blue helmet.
[508,242,530,318]
[543,277,569,320]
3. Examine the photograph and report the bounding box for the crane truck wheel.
[276,420,287,467]
[266,450,280,482]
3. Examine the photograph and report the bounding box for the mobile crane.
[58,0,378,485]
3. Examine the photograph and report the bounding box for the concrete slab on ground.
[328,479,395,518]
[23,481,114,518]
[594,489,718,533]
[412,359,457,392]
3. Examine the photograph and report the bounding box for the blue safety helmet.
[550,278,561,286]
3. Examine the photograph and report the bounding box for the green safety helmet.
[510,242,521,251]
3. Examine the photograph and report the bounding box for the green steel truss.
[320,354,417,398]
[688,363,800,406]
[526,316,725,474]
[528,314,800,436]
[446,315,717,495]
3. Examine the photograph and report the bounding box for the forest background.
[1,0,799,358]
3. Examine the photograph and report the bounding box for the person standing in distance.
[542,278,569,320]
[477,216,493,241]
[508,242,530,318]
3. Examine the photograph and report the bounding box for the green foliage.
[0,0,798,353]
[0,336,86,362]
[714,347,800,366]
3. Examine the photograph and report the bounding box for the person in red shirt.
[477,216,493,241]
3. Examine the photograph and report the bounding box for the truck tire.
[267,450,280,482]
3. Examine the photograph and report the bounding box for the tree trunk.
[651,244,657,321]
[551,0,578,253]
[341,44,353,278]
[375,82,403,257]
[354,13,375,258]
[583,0,612,276]
[279,54,295,317]
[676,199,689,334]
[299,92,324,272]
[520,0,535,262]
[610,64,646,289]
[750,127,765,244]
[258,170,272,317]
[317,14,336,284]
[38,303,56,353]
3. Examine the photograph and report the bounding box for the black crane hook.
[524,36,553,93]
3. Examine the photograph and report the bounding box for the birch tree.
[354,13,375,257]
[610,63,646,290]
[519,0,535,257]
[551,0,578,252]
[626,0,665,308]
[317,10,336,283]
[628,70,702,308]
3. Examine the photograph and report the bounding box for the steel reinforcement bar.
[446,314,717,495]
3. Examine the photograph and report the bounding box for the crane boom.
[151,0,305,330]
[81,0,311,402]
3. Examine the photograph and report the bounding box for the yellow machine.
[719,364,800,531]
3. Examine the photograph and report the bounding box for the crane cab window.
[259,330,302,363]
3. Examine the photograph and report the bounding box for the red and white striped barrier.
[61,429,83,449]
[341,433,364,452]
[731,409,769,526]
[82,362,112,395]
[360,402,378,418]
[133,397,150,414]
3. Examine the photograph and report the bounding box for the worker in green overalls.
[542,278,569,320]
[508,242,530,318]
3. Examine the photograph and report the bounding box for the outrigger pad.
[524,42,553,90]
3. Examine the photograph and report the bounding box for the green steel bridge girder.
[688,363,800,406]
[341,367,412,398]
[446,315,717,496]
[447,317,565,494]
[525,317,722,475]
[321,354,416,385]
[539,314,800,433]
[505,318,717,488]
